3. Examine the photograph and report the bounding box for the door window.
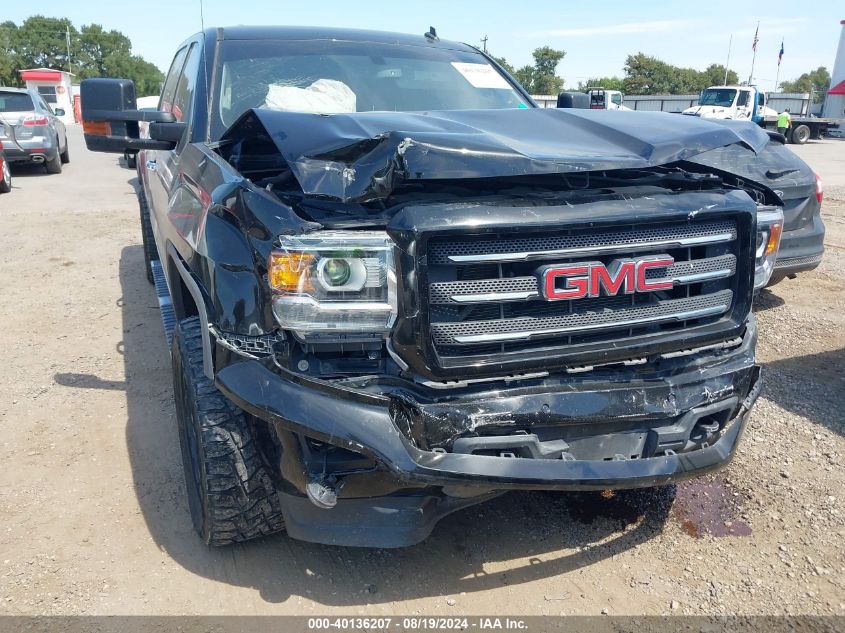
[737,91,749,107]
[171,43,201,122]
[160,46,189,114]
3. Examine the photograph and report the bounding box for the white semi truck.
[683,85,838,144]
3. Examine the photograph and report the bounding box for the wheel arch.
[166,242,215,380]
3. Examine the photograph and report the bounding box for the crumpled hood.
[220,107,770,203]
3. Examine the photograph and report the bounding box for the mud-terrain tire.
[138,189,158,285]
[172,317,286,546]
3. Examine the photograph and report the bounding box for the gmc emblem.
[540,256,675,300]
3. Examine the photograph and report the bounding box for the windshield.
[699,89,736,107]
[0,92,35,112]
[213,39,529,137]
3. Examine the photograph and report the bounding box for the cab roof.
[199,25,477,53]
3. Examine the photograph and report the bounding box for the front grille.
[423,218,741,366]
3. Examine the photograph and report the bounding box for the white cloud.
[527,19,691,38]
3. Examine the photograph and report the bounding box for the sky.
[5,0,844,92]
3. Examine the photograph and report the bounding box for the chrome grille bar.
[429,255,736,304]
[430,290,733,346]
[446,233,735,264]
[428,220,738,266]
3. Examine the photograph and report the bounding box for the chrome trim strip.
[450,304,730,344]
[451,291,539,303]
[446,233,735,264]
[672,268,734,284]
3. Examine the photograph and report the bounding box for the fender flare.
[166,242,215,380]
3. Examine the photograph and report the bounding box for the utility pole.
[724,34,733,85]
[66,25,72,74]
[480,35,488,53]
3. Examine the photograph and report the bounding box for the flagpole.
[775,39,783,93]
[724,34,733,85]
[749,20,759,85]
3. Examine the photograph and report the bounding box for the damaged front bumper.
[215,321,761,547]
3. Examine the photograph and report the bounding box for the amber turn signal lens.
[765,222,783,256]
[82,120,111,136]
[268,252,315,292]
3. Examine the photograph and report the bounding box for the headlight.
[754,206,784,290]
[268,231,396,334]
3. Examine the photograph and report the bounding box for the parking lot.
[0,126,842,616]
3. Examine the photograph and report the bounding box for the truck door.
[145,43,202,256]
[735,89,752,119]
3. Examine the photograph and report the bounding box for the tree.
[490,56,514,75]
[9,16,76,73]
[700,64,739,88]
[493,46,565,94]
[780,67,831,102]
[0,21,18,86]
[0,16,163,94]
[578,77,625,92]
[622,52,739,95]
[530,46,566,95]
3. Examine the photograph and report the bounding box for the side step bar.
[150,259,176,351]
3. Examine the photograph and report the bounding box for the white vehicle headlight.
[754,207,784,290]
[268,231,397,334]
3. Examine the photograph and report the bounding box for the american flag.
[752,24,759,51]
[778,41,784,66]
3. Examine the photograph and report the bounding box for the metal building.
[822,19,845,118]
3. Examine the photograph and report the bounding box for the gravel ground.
[0,128,842,617]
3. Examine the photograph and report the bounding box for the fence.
[531,92,814,115]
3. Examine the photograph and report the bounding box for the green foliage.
[622,53,739,95]
[780,67,830,102]
[577,76,625,92]
[0,16,163,95]
[490,56,514,75]
[491,46,565,95]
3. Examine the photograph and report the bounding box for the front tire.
[172,317,286,546]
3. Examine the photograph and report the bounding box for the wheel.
[126,154,136,169]
[791,125,810,145]
[766,272,787,287]
[45,142,62,174]
[60,140,70,164]
[0,160,11,193]
[172,317,286,546]
[138,189,158,285]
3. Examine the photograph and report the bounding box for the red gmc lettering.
[589,261,635,298]
[544,265,590,299]
[543,257,674,300]
[636,257,675,291]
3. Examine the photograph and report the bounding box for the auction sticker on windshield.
[450,62,512,89]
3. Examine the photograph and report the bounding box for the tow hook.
[306,478,343,509]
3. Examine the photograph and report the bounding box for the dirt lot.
[0,127,842,617]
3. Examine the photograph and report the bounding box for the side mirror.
[54,107,66,116]
[81,78,179,153]
[556,91,590,109]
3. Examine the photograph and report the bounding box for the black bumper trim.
[215,339,760,492]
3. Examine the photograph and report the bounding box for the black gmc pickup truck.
[81,26,791,548]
